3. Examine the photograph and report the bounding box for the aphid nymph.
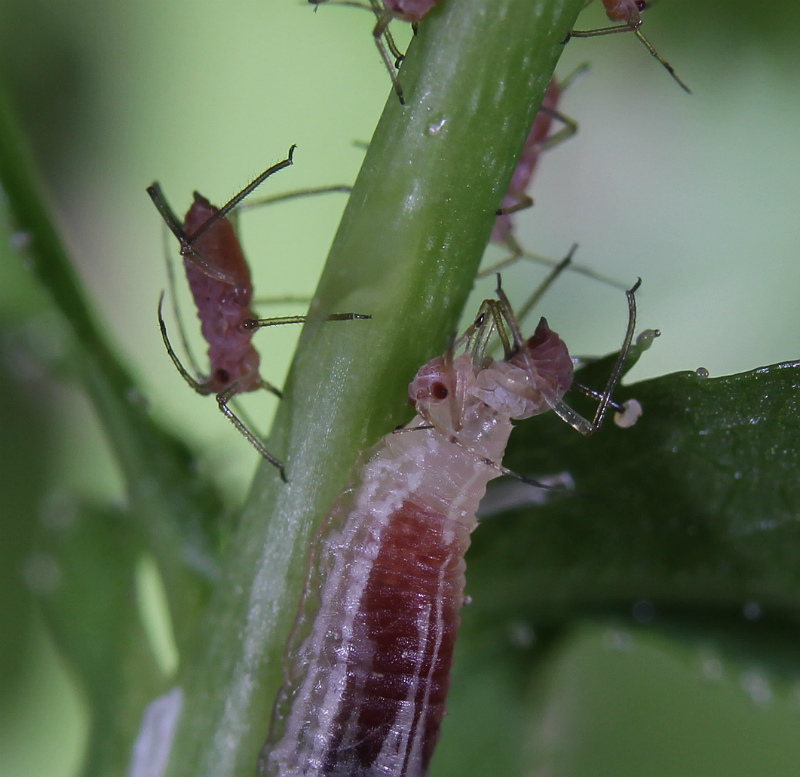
[260,278,641,776]
[147,146,369,481]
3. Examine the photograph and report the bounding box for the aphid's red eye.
[636,0,646,10]
[431,381,449,400]
[215,368,230,384]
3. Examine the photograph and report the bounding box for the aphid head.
[409,356,456,408]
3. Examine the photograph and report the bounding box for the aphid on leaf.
[310,0,440,104]
[259,277,641,776]
[147,146,369,481]
[568,0,690,93]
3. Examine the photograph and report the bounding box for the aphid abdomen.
[182,193,262,393]
[266,497,469,777]
[327,501,467,776]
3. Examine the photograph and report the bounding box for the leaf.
[467,358,800,622]
[35,500,166,777]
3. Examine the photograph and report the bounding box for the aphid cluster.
[259,279,640,777]
[144,4,668,775]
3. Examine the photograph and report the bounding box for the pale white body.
[262,320,574,777]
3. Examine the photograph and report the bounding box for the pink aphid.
[181,193,263,395]
[381,0,436,22]
[147,147,368,480]
[492,77,564,246]
[260,281,639,777]
[569,0,690,93]
[485,74,622,293]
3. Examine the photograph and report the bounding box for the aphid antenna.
[148,146,300,287]
[147,182,238,287]
[186,145,298,248]
[551,278,640,435]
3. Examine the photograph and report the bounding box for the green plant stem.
[163,2,585,776]
[0,82,220,649]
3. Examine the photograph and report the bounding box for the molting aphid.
[260,278,641,776]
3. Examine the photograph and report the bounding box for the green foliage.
[1,1,799,777]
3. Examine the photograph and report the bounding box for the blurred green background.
[0,1,798,776]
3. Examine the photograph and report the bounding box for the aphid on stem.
[147,146,369,481]
[482,69,626,295]
[567,0,691,93]
[309,0,439,104]
[260,276,643,776]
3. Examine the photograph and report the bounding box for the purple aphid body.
[182,193,262,396]
[601,0,646,26]
[492,77,562,245]
[382,0,438,23]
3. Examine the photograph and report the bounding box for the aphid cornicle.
[568,0,691,93]
[147,146,368,481]
[260,280,640,777]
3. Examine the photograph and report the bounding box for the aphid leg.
[161,224,205,380]
[415,403,561,492]
[567,22,690,93]
[372,9,406,104]
[157,293,212,396]
[495,193,534,220]
[215,382,288,482]
[365,0,406,66]
[236,184,352,214]
[552,278,641,435]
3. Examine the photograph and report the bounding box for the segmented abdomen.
[264,497,469,777]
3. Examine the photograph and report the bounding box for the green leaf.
[468,359,800,622]
[0,83,226,648]
[34,501,166,777]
